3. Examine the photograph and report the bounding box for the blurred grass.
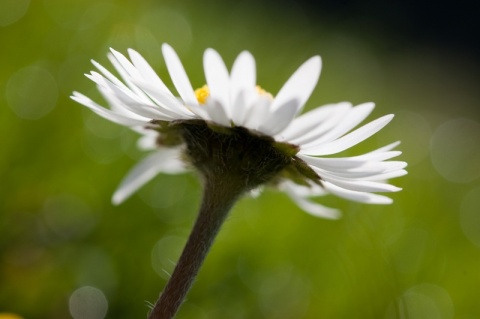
[1,0,480,318]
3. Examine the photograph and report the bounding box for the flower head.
[72,44,406,219]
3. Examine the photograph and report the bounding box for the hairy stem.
[147,176,243,319]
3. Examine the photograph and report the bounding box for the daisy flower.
[72,44,406,219]
[72,43,406,318]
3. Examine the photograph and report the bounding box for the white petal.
[232,89,259,127]
[127,48,175,98]
[321,177,402,193]
[367,141,401,153]
[108,50,150,101]
[204,48,231,116]
[230,51,256,121]
[302,114,394,156]
[357,169,408,181]
[306,102,375,145]
[302,155,407,175]
[311,162,407,179]
[71,92,148,127]
[277,102,346,141]
[297,151,402,171]
[162,44,198,107]
[131,79,195,119]
[91,59,128,91]
[241,96,273,131]
[205,99,231,127]
[112,148,187,205]
[271,56,321,114]
[286,102,352,144]
[324,181,393,204]
[136,133,157,151]
[281,182,340,219]
[257,98,298,136]
[88,72,172,120]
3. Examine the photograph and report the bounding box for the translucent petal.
[205,99,231,127]
[302,114,394,156]
[230,51,256,121]
[297,151,402,170]
[241,96,273,131]
[204,48,231,116]
[281,182,340,219]
[271,56,321,114]
[108,50,150,101]
[287,103,352,144]
[71,92,148,127]
[305,102,375,145]
[162,44,198,107]
[278,102,346,141]
[257,98,299,136]
[112,148,187,205]
[127,48,174,98]
[323,181,393,204]
[87,72,172,120]
[367,141,401,153]
[321,176,402,193]
[131,79,195,119]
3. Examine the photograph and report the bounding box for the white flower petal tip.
[272,56,322,115]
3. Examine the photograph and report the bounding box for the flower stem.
[147,176,243,319]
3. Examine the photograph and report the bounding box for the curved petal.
[286,102,352,144]
[281,182,340,219]
[306,102,375,145]
[87,72,173,120]
[205,99,231,127]
[131,79,195,119]
[297,151,403,171]
[324,181,393,204]
[71,92,148,127]
[112,148,187,205]
[230,51,256,122]
[257,98,298,136]
[128,48,175,98]
[271,56,321,114]
[277,102,346,141]
[301,114,394,156]
[204,48,231,116]
[162,44,198,107]
[321,176,402,193]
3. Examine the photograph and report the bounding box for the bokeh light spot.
[0,0,30,26]
[430,118,480,183]
[151,236,186,280]
[391,284,454,319]
[460,186,480,248]
[6,65,58,120]
[69,286,108,319]
[75,248,118,294]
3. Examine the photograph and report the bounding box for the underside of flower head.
[71,43,407,219]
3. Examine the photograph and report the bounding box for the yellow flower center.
[0,314,24,319]
[255,85,273,99]
[194,85,210,105]
[194,85,273,105]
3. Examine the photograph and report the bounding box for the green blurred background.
[1,0,480,318]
